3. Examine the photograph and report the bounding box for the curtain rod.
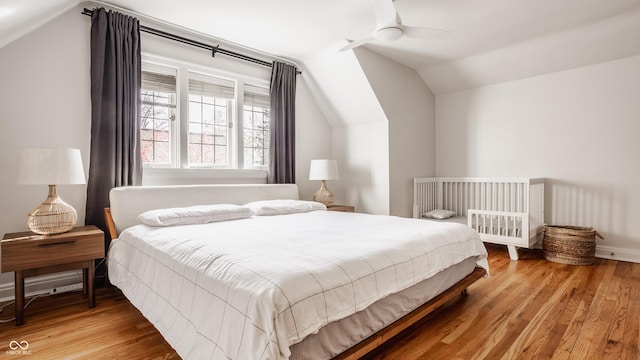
[81,8,301,75]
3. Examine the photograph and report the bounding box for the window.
[188,73,234,167]
[243,85,270,168]
[141,65,176,165]
[141,60,270,170]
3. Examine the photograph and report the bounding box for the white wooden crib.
[413,177,545,260]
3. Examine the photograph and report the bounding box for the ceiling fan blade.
[374,0,397,27]
[403,25,450,39]
[339,36,376,51]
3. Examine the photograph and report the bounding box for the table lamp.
[309,159,339,206]
[16,148,86,235]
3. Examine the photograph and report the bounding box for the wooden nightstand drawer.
[2,226,104,273]
[327,205,355,213]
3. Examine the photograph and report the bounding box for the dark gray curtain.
[85,8,142,234]
[268,61,297,184]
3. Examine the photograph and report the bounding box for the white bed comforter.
[108,211,488,360]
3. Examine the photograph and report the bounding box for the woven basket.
[542,225,603,265]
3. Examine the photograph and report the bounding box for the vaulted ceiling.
[2,0,640,94]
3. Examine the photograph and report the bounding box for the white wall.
[354,48,436,217]
[0,6,91,293]
[333,122,390,215]
[300,46,391,213]
[436,55,640,261]
[0,4,332,295]
[302,47,436,216]
[295,78,334,201]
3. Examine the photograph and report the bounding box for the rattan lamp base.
[27,185,77,235]
[313,180,335,206]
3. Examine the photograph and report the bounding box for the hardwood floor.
[0,244,638,359]
[364,245,640,360]
[0,284,179,359]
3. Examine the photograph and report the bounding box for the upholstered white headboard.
[109,184,299,235]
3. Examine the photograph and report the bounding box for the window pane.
[243,100,270,167]
[188,143,201,164]
[154,140,170,164]
[202,144,215,164]
[141,64,177,167]
[244,148,252,166]
[215,107,227,125]
[189,122,202,135]
[189,102,202,123]
[141,140,154,163]
[202,104,215,124]
[188,75,232,167]
[215,145,227,164]
[243,131,253,147]
[203,95,216,105]
[244,110,253,129]
[140,87,174,166]
[141,129,152,141]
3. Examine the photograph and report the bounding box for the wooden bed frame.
[103,184,486,359]
[333,267,486,360]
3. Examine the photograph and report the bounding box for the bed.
[413,177,545,260]
[105,184,488,359]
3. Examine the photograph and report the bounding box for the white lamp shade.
[309,159,339,181]
[17,148,86,185]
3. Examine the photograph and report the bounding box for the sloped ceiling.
[2,0,639,95]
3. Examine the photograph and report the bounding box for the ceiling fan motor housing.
[375,26,404,41]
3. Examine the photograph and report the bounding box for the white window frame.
[141,55,270,172]
[140,62,179,168]
[242,84,271,168]
[184,70,236,169]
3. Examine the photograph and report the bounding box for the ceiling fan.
[340,0,450,51]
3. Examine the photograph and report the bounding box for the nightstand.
[327,205,355,213]
[1,226,104,325]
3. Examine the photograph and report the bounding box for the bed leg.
[507,245,519,260]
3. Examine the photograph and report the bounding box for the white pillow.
[422,209,457,220]
[138,204,253,226]
[245,199,326,216]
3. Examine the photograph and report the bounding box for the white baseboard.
[596,245,640,264]
[0,270,83,302]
